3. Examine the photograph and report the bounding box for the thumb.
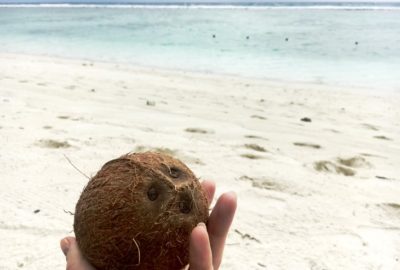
[60,237,95,270]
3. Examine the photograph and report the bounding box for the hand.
[189,180,237,270]
[60,180,237,270]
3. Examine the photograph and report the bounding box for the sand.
[0,53,399,270]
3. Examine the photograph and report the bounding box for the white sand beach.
[0,53,399,269]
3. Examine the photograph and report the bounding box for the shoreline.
[1,52,397,96]
[1,4,400,10]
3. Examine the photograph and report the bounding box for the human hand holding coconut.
[60,152,237,270]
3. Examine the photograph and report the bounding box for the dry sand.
[0,53,399,270]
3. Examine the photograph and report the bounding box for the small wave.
[0,4,400,11]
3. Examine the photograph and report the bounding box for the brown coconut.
[73,152,209,270]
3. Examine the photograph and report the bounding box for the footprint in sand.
[380,203,400,211]
[293,142,321,149]
[239,175,284,191]
[313,161,355,176]
[374,135,392,141]
[239,175,305,197]
[244,143,267,152]
[240,153,264,160]
[250,115,266,120]
[244,135,269,141]
[336,156,370,168]
[36,139,71,149]
[314,155,370,176]
[377,203,400,219]
[184,128,212,134]
[362,123,379,131]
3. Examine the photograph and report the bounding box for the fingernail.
[61,238,70,256]
[228,191,237,196]
[228,191,237,200]
[197,222,206,228]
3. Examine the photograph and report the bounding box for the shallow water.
[0,6,399,90]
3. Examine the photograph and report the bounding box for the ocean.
[0,3,399,90]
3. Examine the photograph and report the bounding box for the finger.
[189,223,213,270]
[201,180,216,207]
[61,237,72,257]
[60,237,95,270]
[207,192,237,269]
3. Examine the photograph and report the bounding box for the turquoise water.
[0,6,399,90]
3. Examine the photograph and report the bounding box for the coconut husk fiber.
[73,152,209,270]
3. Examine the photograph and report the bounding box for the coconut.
[73,152,209,270]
